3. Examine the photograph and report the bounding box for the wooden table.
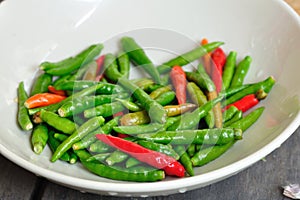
[1,1,300,199]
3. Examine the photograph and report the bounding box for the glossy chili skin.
[103,53,124,82]
[170,65,187,105]
[95,134,186,177]
[17,81,33,131]
[223,94,259,113]
[51,116,105,162]
[24,93,66,109]
[137,128,242,145]
[222,76,275,107]
[43,44,104,76]
[222,51,237,90]
[230,56,252,88]
[228,107,265,132]
[118,78,167,124]
[121,36,161,84]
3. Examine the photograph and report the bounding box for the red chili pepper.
[24,93,66,109]
[223,94,259,112]
[95,134,186,177]
[211,66,223,93]
[211,48,226,75]
[96,55,105,76]
[47,85,66,96]
[170,65,187,105]
[211,48,226,93]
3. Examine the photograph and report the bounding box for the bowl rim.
[0,0,300,196]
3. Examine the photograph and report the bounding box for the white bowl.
[0,0,300,197]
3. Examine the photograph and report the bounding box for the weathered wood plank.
[0,156,37,200]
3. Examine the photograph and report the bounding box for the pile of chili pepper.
[16,36,275,182]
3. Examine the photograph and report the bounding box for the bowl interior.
[0,0,299,196]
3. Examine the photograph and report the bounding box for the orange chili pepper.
[24,93,66,109]
[201,38,212,75]
[170,65,187,105]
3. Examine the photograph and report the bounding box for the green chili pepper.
[228,107,265,132]
[75,150,165,182]
[117,51,130,79]
[72,117,120,150]
[187,144,196,157]
[103,53,124,82]
[54,80,96,91]
[48,131,70,162]
[131,78,155,91]
[51,116,105,162]
[137,140,180,160]
[186,70,215,92]
[137,128,242,145]
[31,123,49,154]
[222,51,237,90]
[149,85,172,99]
[83,101,125,118]
[86,153,111,162]
[28,83,108,115]
[120,110,150,126]
[55,80,125,94]
[222,105,239,123]
[115,98,142,112]
[168,94,224,131]
[174,145,194,176]
[30,73,52,96]
[89,140,114,153]
[187,82,215,128]
[191,141,235,167]
[222,76,275,107]
[39,109,76,134]
[157,41,224,74]
[121,36,161,84]
[125,157,141,168]
[53,133,68,142]
[155,91,176,106]
[69,152,78,164]
[118,78,167,124]
[80,159,165,182]
[52,74,72,88]
[40,57,73,71]
[224,110,243,127]
[105,150,129,166]
[230,56,252,88]
[58,93,128,117]
[113,123,163,135]
[17,82,33,131]
[44,44,104,76]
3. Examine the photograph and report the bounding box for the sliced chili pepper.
[95,134,186,177]
[223,94,259,113]
[170,65,187,105]
[24,93,66,109]
[48,85,66,96]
